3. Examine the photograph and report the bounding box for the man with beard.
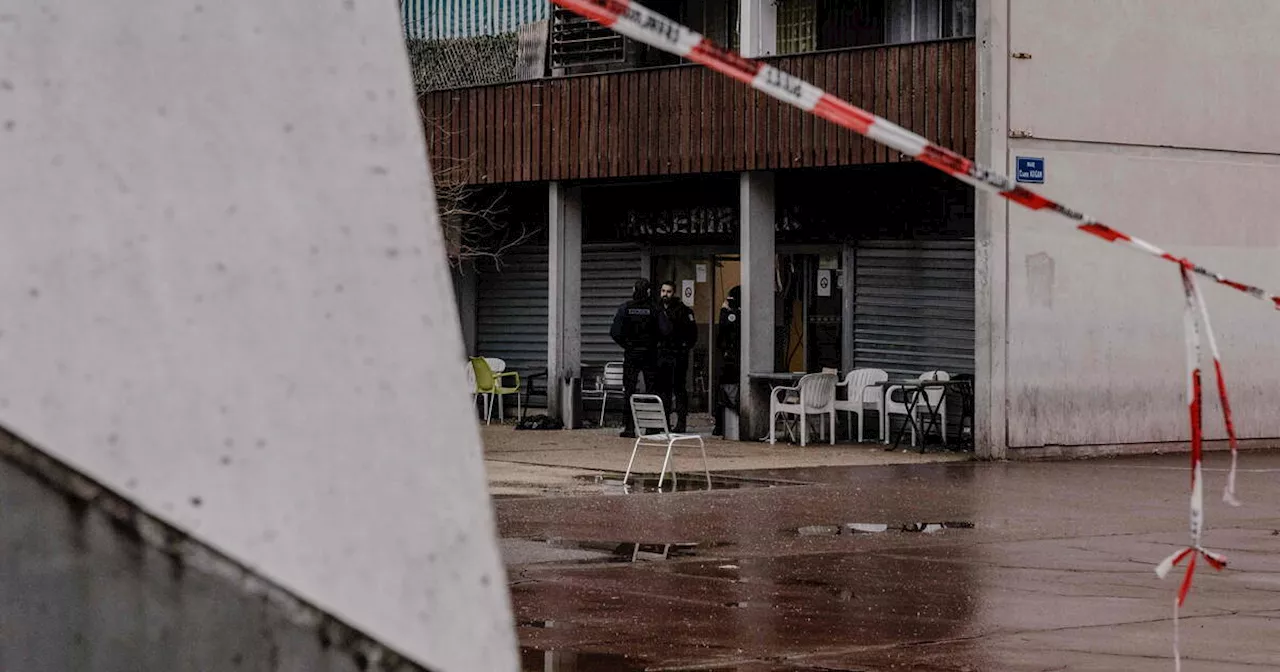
[655,280,698,433]
[610,278,659,438]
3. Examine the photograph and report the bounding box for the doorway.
[775,252,844,374]
[651,252,740,414]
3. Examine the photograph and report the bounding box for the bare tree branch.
[420,99,540,269]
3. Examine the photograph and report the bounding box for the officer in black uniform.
[712,285,741,437]
[610,278,659,438]
[655,280,698,433]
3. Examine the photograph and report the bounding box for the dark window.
[817,0,887,50]
[550,5,624,69]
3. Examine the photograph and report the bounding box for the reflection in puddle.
[520,648,646,672]
[575,473,802,494]
[543,537,707,562]
[796,521,976,535]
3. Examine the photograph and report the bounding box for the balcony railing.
[421,37,975,184]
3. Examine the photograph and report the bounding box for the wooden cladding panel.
[422,39,975,184]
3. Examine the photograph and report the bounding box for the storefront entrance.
[652,252,738,414]
[652,249,845,414]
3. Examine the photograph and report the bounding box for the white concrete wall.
[0,1,516,670]
[985,0,1280,448]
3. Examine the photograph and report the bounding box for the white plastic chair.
[484,357,522,423]
[623,394,709,491]
[465,361,489,421]
[769,372,837,446]
[833,369,889,442]
[582,361,625,427]
[884,370,950,447]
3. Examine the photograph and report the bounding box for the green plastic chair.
[470,357,521,424]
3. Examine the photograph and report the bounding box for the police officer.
[610,278,659,438]
[655,280,698,433]
[712,285,741,437]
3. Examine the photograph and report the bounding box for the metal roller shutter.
[476,245,550,404]
[581,243,642,366]
[854,240,975,379]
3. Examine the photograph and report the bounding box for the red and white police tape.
[549,0,1267,667]
[1156,267,1236,670]
[550,0,1280,311]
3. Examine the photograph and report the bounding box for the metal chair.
[623,394,709,492]
[769,372,837,446]
[582,361,625,427]
[884,370,951,446]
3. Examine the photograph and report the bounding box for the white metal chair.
[484,357,521,423]
[833,368,889,442]
[582,361,625,427]
[884,370,950,447]
[769,372,837,446]
[623,394,709,491]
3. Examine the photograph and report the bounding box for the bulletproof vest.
[619,299,657,350]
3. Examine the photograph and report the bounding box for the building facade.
[421,0,1279,457]
[977,0,1280,457]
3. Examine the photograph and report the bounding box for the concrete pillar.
[548,182,583,420]
[739,172,776,439]
[0,0,517,668]
[841,244,856,375]
[738,0,777,57]
[975,0,1010,460]
[452,263,478,356]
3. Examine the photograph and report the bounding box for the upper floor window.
[885,0,976,44]
[777,0,976,55]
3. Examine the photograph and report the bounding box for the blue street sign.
[1016,156,1045,184]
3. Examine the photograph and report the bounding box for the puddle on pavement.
[543,537,712,562]
[798,521,975,536]
[520,648,646,672]
[575,472,803,494]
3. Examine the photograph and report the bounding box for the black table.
[877,378,974,452]
[518,369,547,421]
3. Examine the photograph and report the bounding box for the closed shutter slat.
[581,242,641,367]
[477,245,550,405]
[854,240,974,380]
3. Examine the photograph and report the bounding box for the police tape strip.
[1191,277,1243,508]
[550,0,1280,311]
[1153,267,1236,668]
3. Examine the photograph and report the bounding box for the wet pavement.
[496,451,1280,671]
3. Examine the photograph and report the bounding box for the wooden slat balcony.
[420,37,975,184]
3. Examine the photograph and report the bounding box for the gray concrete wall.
[0,0,515,669]
[0,429,424,672]
[980,0,1280,451]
